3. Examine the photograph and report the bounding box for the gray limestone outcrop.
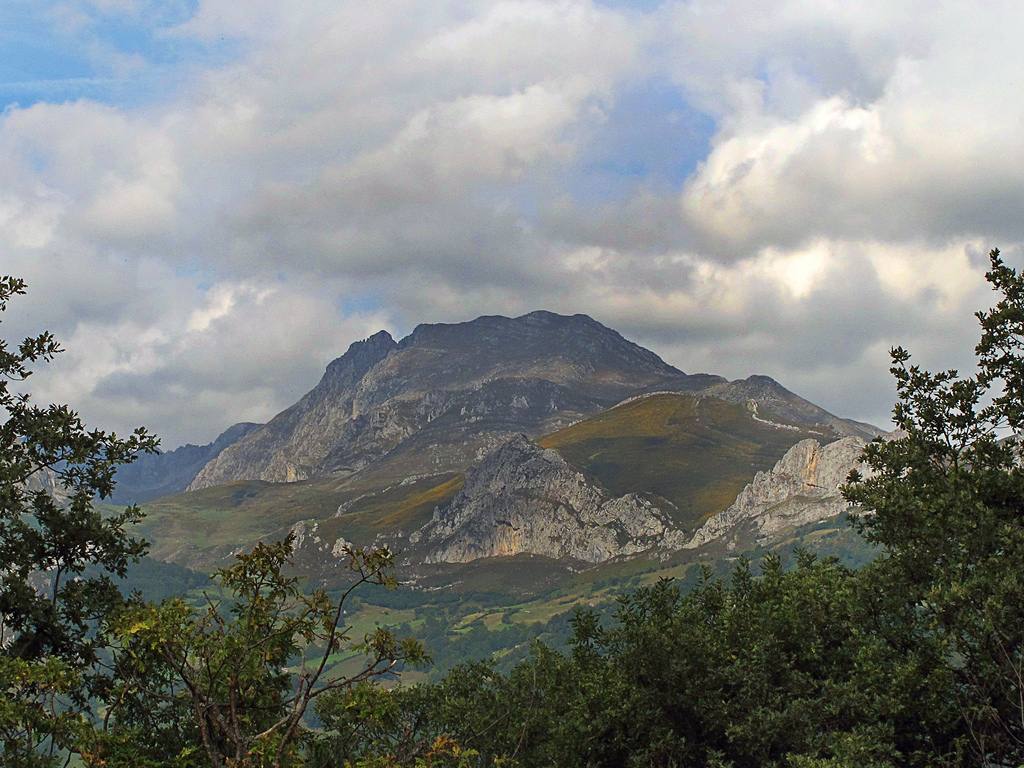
[190,330,399,488]
[686,436,869,550]
[412,434,687,564]
[23,467,70,505]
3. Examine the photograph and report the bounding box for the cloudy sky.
[1,0,1019,448]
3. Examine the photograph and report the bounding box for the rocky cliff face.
[190,331,398,488]
[24,467,70,504]
[412,433,871,566]
[686,436,869,550]
[411,434,687,564]
[112,422,262,503]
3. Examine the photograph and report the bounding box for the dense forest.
[4,250,1024,767]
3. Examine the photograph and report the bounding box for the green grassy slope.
[137,474,462,570]
[539,393,819,531]
[315,475,463,545]
[137,478,347,567]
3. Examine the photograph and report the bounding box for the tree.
[312,554,964,768]
[102,536,427,768]
[846,248,1024,763]
[0,275,158,765]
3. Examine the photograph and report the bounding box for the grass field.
[540,393,818,531]
[136,473,462,570]
[316,474,463,544]
[134,475,365,564]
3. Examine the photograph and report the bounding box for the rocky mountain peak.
[210,422,263,450]
[736,374,785,395]
[324,330,397,381]
[187,308,879,491]
[702,376,882,441]
[398,311,680,377]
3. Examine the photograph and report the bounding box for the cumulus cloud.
[1,0,1019,445]
[18,268,391,448]
[665,0,1024,254]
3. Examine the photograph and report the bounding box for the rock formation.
[190,330,399,488]
[686,436,869,550]
[412,434,687,564]
[23,467,70,505]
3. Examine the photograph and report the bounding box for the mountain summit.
[188,311,876,490]
[189,311,695,488]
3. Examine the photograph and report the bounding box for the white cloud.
[3,0,1022,444]
[670,1,1024,255]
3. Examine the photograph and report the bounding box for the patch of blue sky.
[339,294,385,318]
[173,262,216,293]
[564,76,716,203]
[0,1,239,110]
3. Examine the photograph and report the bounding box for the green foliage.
[102,537,427,768]
[0,657,87,768]
[320,554,959,767]
[845,248,1024,764]
[108,555,211,603]
[0,275,158,765]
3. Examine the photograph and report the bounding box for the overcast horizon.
[2,1,1020,448]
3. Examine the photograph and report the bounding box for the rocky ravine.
[686,436,869,551]
[411,434,688,564]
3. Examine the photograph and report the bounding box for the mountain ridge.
[189,310,878,492]
[190,311,707,489]
[112,421,262,503]
[136,395,878,575]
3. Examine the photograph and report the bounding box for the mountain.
[405,394,868,565]
[24,466,69,504]
[538,392,840,532]
[129,310,886,582]
[111,422,262,503]
[410,434,687,564]
[189,311,876,490]
[686,436,870,551]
